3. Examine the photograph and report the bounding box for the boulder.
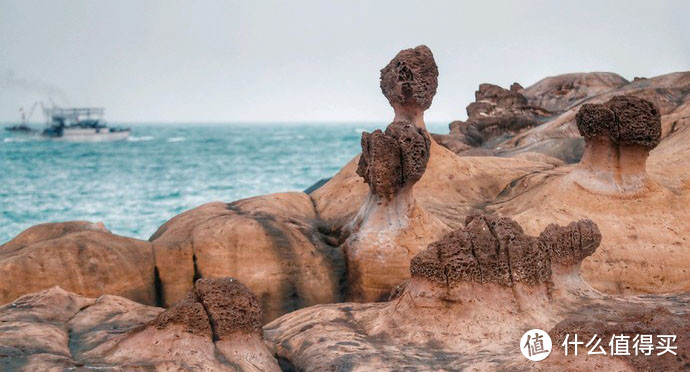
[0,221,155,306]
[150,192,344,322]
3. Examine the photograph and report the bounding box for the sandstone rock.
[540,306,690,372]
[0,221,155,306]
[345,121,449,301]
[488,98,690,294]
[263,216,690,371]
[380,44,438,129]
[448,83,554,148]
[570,96,661,195]
[521,72,630,112]
[0,279,281,371]
[151,192,344,322]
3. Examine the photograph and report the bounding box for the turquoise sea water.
[1,123,446,243]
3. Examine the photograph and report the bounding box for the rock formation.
[380,45,438,129]
[263,215,686,371]
[0,278,281,371]
[449,83,554,148]
[344,120,449,301]
[569,95,661,195]
[151,192,344,322]
[488,97,690,294]
[311,46,555,232]
[0,221,155,306]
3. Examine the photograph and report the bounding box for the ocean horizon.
[1,122,448,243]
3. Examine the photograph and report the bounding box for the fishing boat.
[41,106,130,141]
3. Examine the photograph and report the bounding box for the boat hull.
[44,128,130,142]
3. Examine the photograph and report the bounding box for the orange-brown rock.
[488,98,690,294]
[380,44,438,129]
[264,216,686,371]
[0,279,281,371]
[0,221,155,306]
[570,95,661,195]
[150,192,344,322]
[345,120,449,301]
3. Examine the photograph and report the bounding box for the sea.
[0,122,447,243]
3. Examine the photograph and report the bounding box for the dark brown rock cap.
[152,277,262,340]
[380,45,438,110]
[410,214,600,287]
[357,120,431,199]
[576,95,661,148]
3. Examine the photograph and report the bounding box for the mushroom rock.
[343,120,450,302]
[568,95,661,195]
[0,279,281,371]
[488,96,690,294]
[264,216,655,371]
[0,221,155,306]
[311,46,554,230]
[380,44,438,129]
[492,71,689,161]
[151,192,344,322]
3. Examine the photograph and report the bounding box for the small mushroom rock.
[407,214,600,308]
[344,120,449,302]
[380,45,438,129]
[570,95,662,195]
[84,278,281,371]
[489,95,690,294]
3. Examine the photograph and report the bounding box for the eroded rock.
[0,221,155,306]
[410,214,600,289]
[151,193,344,322]
[380,45,438,111]
[346,121,448,301]
[356,120,430,200]
[0,279,281,371]
[570,95,661,195]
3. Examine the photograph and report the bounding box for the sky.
[0,0,688,124]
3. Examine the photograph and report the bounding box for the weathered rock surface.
[0,278,281,371]
[0,221,155,306]
[380,44,438,129]
[265,215,688,371]
[488,99,690,294]
[151,192,344,322]
[437,71,689,166]
[345,121,449,301]
[449,83,554,148]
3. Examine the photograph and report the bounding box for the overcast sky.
[1,0,688,124]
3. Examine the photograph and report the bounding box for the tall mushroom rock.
[570,95,661,195]
[342,46,449,302]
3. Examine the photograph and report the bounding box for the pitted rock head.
[576,95,661,148]
[409,215,601,287]
[152,277,262,340]
[538,219,601,266]
[357,120,431,199]
[380,45,438,110]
